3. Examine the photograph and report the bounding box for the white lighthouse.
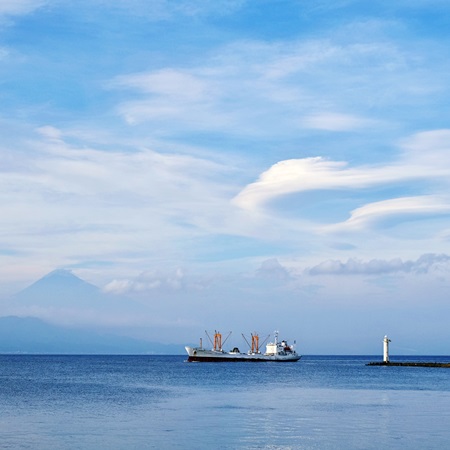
[383,335,391,363]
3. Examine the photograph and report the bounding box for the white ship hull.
[185,346,301,362]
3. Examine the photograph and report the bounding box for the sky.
[1,0,450,353]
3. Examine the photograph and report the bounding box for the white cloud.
[0,127,240,277]
[400,129,450,167]
[308,253,450,276]
[90,0,246,20]
[114,69,210,101]
[20,126,230,200]
[233,129,450,228]
[103,268,206,296]
[36,125,63,141]
[232,157,400,211]
[0,0,46,17]
[103,278,159,295]
[300,112,374,131]
[255,258,293,281]
[326,196,450,232]
[99,253,450,300]
[112,68,233,129]
[0,47,9,60]
[110,33,435,137]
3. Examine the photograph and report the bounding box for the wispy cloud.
[0,127,239,278]
[98,253,450,300]
[110,33,434,138]
[233,129,450,234]
[103,268,205,296]
[0,0,46,17]
[325,196,450,232]
[299,112,375,131]
[255,258,293,281]
[89,0,246,21]
[308,253,450,276]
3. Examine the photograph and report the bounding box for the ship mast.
[242,332,270,353]
[205,330,231,351]
[251,333,259,353]
[213,331,222,351]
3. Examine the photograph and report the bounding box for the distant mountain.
[13,269,129,310]
[0,316,184,354]
[0,269,185,354]
[18,268,98,298]
[7,268,146,326]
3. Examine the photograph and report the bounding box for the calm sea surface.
[0,355,449,449]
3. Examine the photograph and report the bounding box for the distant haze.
[1,267,450,355]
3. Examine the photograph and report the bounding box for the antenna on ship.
[259,334,270,348]
[242,333,252,350]
[274,330,279,345]
[205,330,214,349]
[222,331,232,349]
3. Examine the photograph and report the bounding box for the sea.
[0,355,449,449]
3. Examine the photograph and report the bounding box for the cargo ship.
[185,330,301,362]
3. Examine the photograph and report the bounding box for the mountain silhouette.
[0,270,184,354]
[14,269,115,309]
[8,268,145,323]
[0,316,183,354]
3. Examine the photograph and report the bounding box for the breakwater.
[367,361,450,368]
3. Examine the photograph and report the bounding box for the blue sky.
[1,0,450,353]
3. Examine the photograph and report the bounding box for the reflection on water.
[0,355,449,449]
[163,387,450,449]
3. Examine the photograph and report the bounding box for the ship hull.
[185,346,301,362]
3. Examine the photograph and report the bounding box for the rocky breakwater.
[367,361,450,368]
